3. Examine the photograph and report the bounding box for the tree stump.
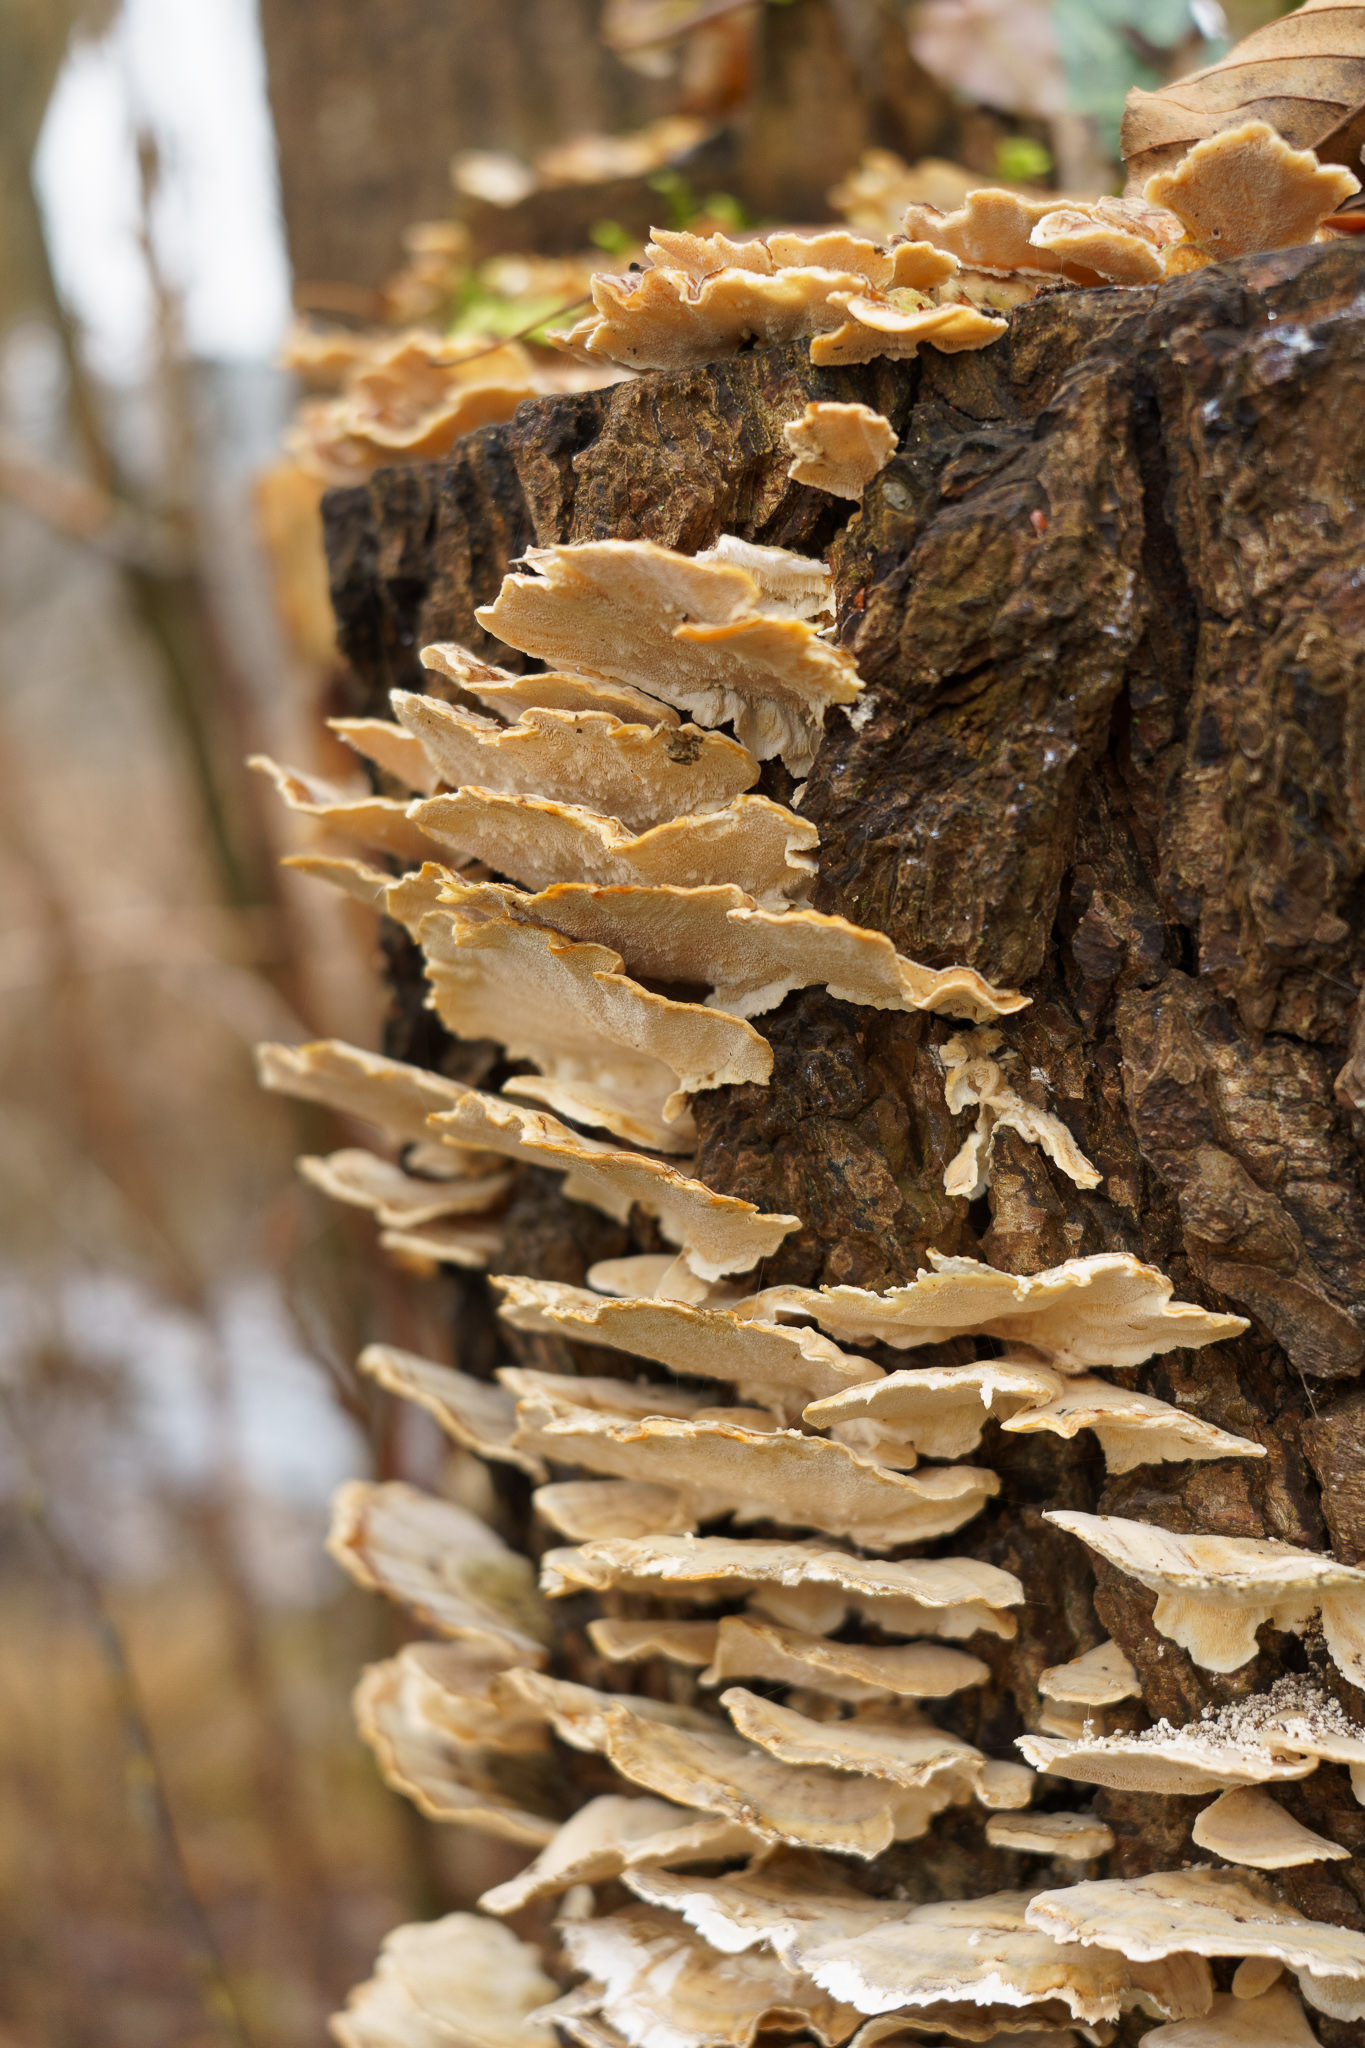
[322,236,1365,2041]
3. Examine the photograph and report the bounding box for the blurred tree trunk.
[321,238,1365,2042]
[257,0,668,294]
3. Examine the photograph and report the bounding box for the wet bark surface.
[324,239,1365,2040]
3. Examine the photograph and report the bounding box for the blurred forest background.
[0,2,1298,2043]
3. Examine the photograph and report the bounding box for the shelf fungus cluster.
[253,338,1365,2040]
[545,125,1360,388]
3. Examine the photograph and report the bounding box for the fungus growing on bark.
[391,691,759,833]
[255,1038,489,1154]
[376,1216,507,1271]
[720,1688,1026,1809]
[330,716,444,793]
[809,295,1006,367]
[474,538,863,773]
[940,1028,1101,1200]
[249,754,440,864]
[783,403,899,500]
[327,1480,551,1661]
[396,893,772,1142]
[1001,1378,1264,1474]
[554,1905,864,2048]
[330,1910,558,2048]
[478,1796,760,1918]
[744,1251,1247,1367]
[902,191,1072,276]
[1037,1641,1142,1709]
[420,640,682,728]
[700,1617,990,1704]
[1046,1511,1365,1681]
[352,1654,559,1844]
[495,1277,882,1422]
[535,1482,698,1542]
[804,1359,1062,1462]
[413,788,818,905]
[539,1534,1024,1641]
[429,1090,801,1279]
[297,1149,513,1227]
[1024,1867,1365,2022]
[474,881,1025,1023]
[550,229,967,376]
[589,1618,720,1667]
[357,1345,545,1479]
[1026,209,1167,285]
[511,1390,1000,1548]
[1144,122,1360,262]
[984,1812,1116,1861]
[1189,1786,1349,1870]
[1140,1984,1321,2044]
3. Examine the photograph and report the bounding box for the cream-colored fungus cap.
[376,1216,506,1270]
[391,690,759,833]
[326,1479,551,1661]
[428,1090,801,1280]
[351,1654,558,1845]
[1003,1378,1264,1474]
[1026,1867,1365,2021]
[810,294,1006,367]
[249,753,442,864]
[330,715,444,794]
[357,1344,545,1479]
[941,1028,1100,1198]
[903,191,1070,275]
[492,1669,719,1753]
[480,881,1025,1023]
[330,1910,558,2048]
[298,1150,512,1227]
[535,1482,699,1542]
[421,640,680,727]
[984,1812,1116,1861]
[1018,1725,1317,1798]
[556,1905,864,2048]
[538,1534,1024,1641]
[1145,121,1360,261]
[784,402,897,500]
[1037,1641,1141,1708]
[1027,209,1166,284]
[701,1616,990,1704]
[589,1618,721,1667]
[256,1038,483,1151]
[478,1795,760,1918]
[1139,1984,1321,2044]
[495,1277,882,1423]
[1046,1511,1365,1681]
[744,1251,1247,1369]
[806,1359,1062,1462]
[510,1389,1000,1548]
[414,786,818,905]
[721,1688,1027,1806]
[1190,1787,1349,1871]
[474,538,862,773]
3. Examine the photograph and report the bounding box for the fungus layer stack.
[256,167,1365,2046]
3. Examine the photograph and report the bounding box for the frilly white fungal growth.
[255,501,1353,2047]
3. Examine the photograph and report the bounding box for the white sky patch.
[33,0,292,378]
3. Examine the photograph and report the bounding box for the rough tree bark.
[322,237,1365,2043]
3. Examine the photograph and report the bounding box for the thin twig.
[2,1401,255,2048]
[450,293,593,363]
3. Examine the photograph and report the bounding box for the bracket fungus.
[940,1029,1101,1200]
[1024,1867,1365,2022]
[510,1389,999,1548]
[741,1251,1247,1368]
[474,538,863,773]
[297,1149,512,1228]
[535,1481,700,1543]
[390,690,760,833]
[1143,121,1360,263]
[785,401,900,497]
[1140,1985,1322,2044]
[327,1480,551,1662]
[421,641,680,728]
[357,1345,545,1480]
[1189,1786,1349,1870]
[495,1277,882,1422]
[983,1813,1116,1862]
[1046,1511,1365,1681]
[700,1617,990,1704]
[478,1796,761,1918]
[249,753,441,865]
[539,1534,1025,1641]
[1000,1379,1264,1475]
[330,1911,559,2048]
[1037,1642,1142,1710]
[804,1360,1065,1463]
[429,1089,800,1280]
[414,787,818,905]
[460,879,1024,1024]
